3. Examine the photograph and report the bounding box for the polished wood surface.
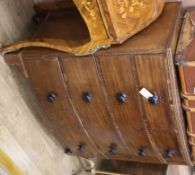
[3,2,192,165]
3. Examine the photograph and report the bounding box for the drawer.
[61,57,129,157]
[151,131,184,164]
[96,55,144,129]
[127,130,159,162]
[24,58,99,157]
[134,55,173,130]
[96,55,159,161]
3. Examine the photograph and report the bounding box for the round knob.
[109,144,117,155]
[83,92,93,103]
[77,144,86,153]
[116,93,127,103]
[47,92,57,103]
[64,147,72,154]
[139,148,145,157]
[148,94,159,105]
[164,149,174,158]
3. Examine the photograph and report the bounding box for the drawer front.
[24,58,98,157]
[96,55,144,129]
[61,57,129,157]
[151,132,184,164]
[134,55,172,130]
[126,130,159,162]
[96,55,158,161]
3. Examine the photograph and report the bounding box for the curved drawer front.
[61,57,129,157]
[134,55,173,130]
[24,58,99,157]
[151,131,184,164]
[96,55,158,161]
[96,55,144,129]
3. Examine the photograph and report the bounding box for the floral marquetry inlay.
[81,0,97,28]
[117,0,147,19]
[73,0,109,41]
[1,0,164,56]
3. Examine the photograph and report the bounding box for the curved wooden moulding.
[0,0,164,56]
[0,39,112,56]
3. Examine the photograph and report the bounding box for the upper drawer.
[61,56,129,157]
[96,55,144,130]
[24,58,99,157]
[134,55,173,130]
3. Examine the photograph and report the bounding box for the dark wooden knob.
[83,92,93,103]
[109,144,117,155]
[64,147,72,154]
[77,144,86,153]
[139,148,145,157]
[47,92,57,103]
[116,93,127,103]
[164,149,174,158]
[148,94,159,105]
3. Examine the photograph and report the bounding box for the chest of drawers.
[3,2,192,165]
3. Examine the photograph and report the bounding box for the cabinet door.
[24,58,99,157]
[96,55,159,162]
[134,55,173,130]
[61,57,129,158]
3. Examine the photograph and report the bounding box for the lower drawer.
[150,131,185,164]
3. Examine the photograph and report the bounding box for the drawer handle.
[83,92,93,103]
[138,148,145,157]
[77,144,86,153]
[148,93,159,105]
[64,147,72,154]
[139,88,160,105]
[47,92,57,103]
[164,149,174,158]
[116,93,128,103]
[109,144,117,155]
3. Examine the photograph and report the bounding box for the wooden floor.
[0,0,193,175]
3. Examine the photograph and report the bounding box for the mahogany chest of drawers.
[3,2,192,165]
